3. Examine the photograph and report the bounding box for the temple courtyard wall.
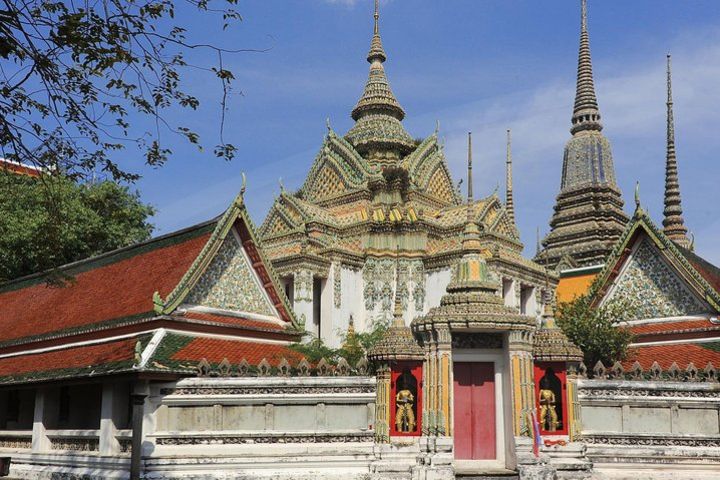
[1,374,719,479]
[576,377,720,479]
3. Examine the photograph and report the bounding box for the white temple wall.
[325,265,364,348]
[578,378,720,478]
[425,268,452,312]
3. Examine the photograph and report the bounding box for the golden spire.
[662,54,690,248]
[505,129,516,225]
[571,0,602,134]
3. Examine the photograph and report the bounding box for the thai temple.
[0,1,719,480]
[258,2,549,348]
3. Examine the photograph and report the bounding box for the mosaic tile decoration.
[186,233,276,317]
[606,238,706,320]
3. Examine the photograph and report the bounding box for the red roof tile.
[678,245,720,295]
[622,342,720,370]
[180,311,286,332]
[171,337,302,366]
[628,319,717,336]
[0,336,139,383]
[0,224,213,344]
[0,159,42,178]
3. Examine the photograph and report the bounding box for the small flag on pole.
[530,410,542,457]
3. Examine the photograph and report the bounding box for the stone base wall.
[144,376,377,479]
[578,378,720,478]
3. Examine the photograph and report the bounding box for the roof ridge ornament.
[662,53,690,248]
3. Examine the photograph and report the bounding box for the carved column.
[374,364,391,443]
[509,330,535,437]
[435,327,452,437]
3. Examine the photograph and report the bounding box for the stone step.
[455,469,519,480]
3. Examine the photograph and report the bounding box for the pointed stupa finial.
[505,129,516,225]
[368,0,386,63]
[571,0,602,135]
[662,54,690,248]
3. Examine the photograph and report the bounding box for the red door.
[453,362,496,460]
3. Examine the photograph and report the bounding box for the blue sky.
[129,0,720,264]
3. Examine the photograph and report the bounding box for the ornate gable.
[405,134,459,207]
[185,230,276,317]
[301,131,376,203]
[425,166,456,205]
[603,238,707,320]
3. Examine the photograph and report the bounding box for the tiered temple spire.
[506,129,516,225]
[662,54,690,248]
[536,0,628,270]
[467,132,473,205]
[345,0,414,160]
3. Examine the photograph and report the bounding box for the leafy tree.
[0,0,251,278]
[0,172,154,282]
[556,293,635,370]
[0,0,248,180]
[290,321,389,368]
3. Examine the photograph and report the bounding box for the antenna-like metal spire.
[662,54,690,248]
[505,129,516,225]
[374,0,379,35]
[467,132,473,204]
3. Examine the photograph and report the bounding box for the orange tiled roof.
[179,311,287,332]
[0,336,141,384]
[557,273,596,304]
[171,337,303,366]
[622,341,720,370]
[0,159,41,178]
[629,319,718,336]
[0,223,213,344]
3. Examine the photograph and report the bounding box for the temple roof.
[590,206,720,317]
[0,183,301,385]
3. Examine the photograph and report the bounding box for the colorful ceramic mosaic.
[606,239,705,320]
[186,234,275,317]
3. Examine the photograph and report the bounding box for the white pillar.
[31,388,50,452]
[293,270,315,338]
[99,382,121,455]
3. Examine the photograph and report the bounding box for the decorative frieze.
[333,263,342,308]
[50,436,99,452]
[583,434,720,448]
[580,360,719,383]
[163,384,375,396]
[0,435,31,449]
[451,332,503,349]
[155,431,373,445]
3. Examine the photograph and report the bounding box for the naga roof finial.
[662,54,690,248]
[635,181,641,210]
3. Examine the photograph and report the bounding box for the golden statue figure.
[539,377,559,432]
[395,389,416,432]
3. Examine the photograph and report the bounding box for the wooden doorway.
[453,362,496,460]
